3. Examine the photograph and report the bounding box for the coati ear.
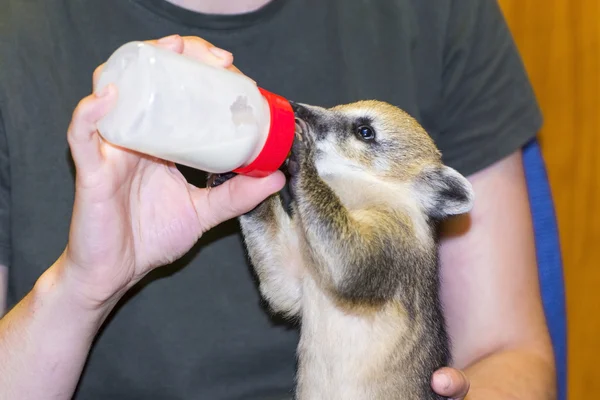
[414,165,475,219]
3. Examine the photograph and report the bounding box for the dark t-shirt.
[0,0,542,399]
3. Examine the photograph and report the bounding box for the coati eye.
[357,125,376,141]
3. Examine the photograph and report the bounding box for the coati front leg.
[208,172,304,318]
[240,195,305,318]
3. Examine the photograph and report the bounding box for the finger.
[177,36,251,79]
[431,367,470,399]
[191,171,286,232]
[149,34,186,53]
[93,35,185,89]
[156,35,238,71]
[67,84,117,172]
[178,35,237,69]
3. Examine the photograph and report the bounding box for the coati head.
[289,100,474,220]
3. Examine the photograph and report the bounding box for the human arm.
[432,150,555,399]
[428,1,556,398]
[0,35,285,400]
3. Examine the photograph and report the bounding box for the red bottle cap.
[232,87,295,177]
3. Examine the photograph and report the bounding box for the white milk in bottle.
[95,41,295,177]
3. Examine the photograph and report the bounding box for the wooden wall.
[497,1,599,398]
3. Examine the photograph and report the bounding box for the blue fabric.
[522,139,567,400]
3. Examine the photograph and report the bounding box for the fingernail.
[433,373,451,390]
[209,46,233,60]
[157,34,180,44]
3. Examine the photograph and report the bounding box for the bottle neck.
[232,87,295,177]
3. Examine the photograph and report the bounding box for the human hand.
[431,367,471,399]
[59,35,285,310]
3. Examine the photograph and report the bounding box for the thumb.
[192,171,286,232]
[431,367,470,399]
[67,84,117,174]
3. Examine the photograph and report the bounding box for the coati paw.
[288,121,315,176]
[287,149,301,178]
[288,152,315,201]
[206,172,237,188]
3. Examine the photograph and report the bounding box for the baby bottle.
[95,41,295,177]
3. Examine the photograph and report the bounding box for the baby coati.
[208,100,474,399]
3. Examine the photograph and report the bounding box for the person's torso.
[0,0,450,398]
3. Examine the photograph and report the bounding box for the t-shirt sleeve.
[437,0,543,177]
[0,110,10,267]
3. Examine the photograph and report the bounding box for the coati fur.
[208,100,474,399]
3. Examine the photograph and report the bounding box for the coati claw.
[291,123,314,165]
[294,117,313,145]
[294,121,304,142]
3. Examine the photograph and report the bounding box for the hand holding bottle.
[59,35,286,310]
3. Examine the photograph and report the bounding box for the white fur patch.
[297,277,411,399]
[315,137,366,178]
